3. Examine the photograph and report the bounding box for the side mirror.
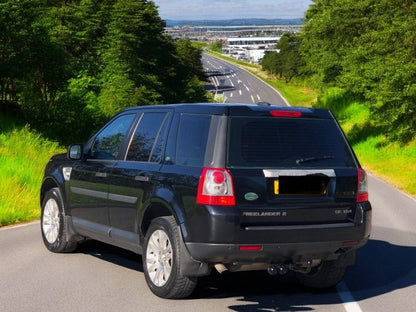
[68,144,83,160]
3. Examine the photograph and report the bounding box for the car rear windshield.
[227,117,356,168]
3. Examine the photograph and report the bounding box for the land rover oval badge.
[245,192,259,201]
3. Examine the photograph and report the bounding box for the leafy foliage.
[262,33,303,83]
[0,0,208,143]
[301,0,416,143]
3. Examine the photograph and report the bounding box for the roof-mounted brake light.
[270,110,302,118]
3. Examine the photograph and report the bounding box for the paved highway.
[202,53,289,106]
[1,175,415,311]
[1,57,416,311]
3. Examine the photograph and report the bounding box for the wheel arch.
[139,196,188,242]
[40,177,60,207]
[140,202,173,238]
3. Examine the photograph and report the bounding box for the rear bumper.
[186,237,368,264]
[183,202,372,265]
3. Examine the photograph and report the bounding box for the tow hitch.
[267,260,318,276]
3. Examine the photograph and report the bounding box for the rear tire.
[296,260,346,289]
[41,188,77,253]
[143,216,197,299]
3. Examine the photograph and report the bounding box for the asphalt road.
[1,57,416,311]
[1,175,415,311]
[202,53,289,106]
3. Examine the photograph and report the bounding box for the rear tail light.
[197,168,235,206]
[357,168,369,203]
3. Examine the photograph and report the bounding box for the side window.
[176,114,211,167]
[90,114,135,160]
[126,112,168,162]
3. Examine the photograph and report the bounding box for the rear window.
[227,117,356,168]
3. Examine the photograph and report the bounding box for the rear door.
[226,115,359,229]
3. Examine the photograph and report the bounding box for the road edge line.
[337,281,363,312]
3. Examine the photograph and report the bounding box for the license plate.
[274,180,279,195]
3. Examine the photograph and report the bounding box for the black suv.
[40,103,371,298]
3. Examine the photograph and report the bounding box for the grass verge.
[0,115,64,226]
[316,88,416,196]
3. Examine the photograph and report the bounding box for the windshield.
[227,117,356,168]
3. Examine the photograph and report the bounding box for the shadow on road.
[77,240,143,272]
[75,226,416,311]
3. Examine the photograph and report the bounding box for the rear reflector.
[270,110,302,118]
[239,246,262,251]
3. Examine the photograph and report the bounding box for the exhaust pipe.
[267,264,288,276]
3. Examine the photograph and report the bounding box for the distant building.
[223,37,280,64]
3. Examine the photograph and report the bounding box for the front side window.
[90,114,135,160]
[126,112,168,162]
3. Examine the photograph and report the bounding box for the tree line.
[262,0,416,143]
[0,0,208,143]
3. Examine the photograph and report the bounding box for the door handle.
[135,175,150,182]
[95,172,108,178]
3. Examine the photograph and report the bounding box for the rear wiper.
[296,156,334,164]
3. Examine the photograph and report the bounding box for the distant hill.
[165,18,304,27]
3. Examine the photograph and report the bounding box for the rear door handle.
[95,172,108,178]
[135,175,150,182]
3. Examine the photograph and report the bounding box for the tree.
[262,33,303,83]
[0,0,209,143]
[301,0,416,142]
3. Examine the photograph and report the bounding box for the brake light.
[357,168,368,203]
[239,246,263,251]
[270,110,302,118]
[196,168,235,206]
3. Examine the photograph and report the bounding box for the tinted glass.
[150,114,170,163]
[176,114,211,167]
[228,117,356,168]
[90,114,135,160]
[127,112,167,162]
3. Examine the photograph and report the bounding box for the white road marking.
[337,281,363,312]
[239,90,242,96]
[251,95,255,103]
[257,94,261,101]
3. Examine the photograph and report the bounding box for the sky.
[152,0,313,20]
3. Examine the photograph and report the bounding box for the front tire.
[41,188,77,253]
[143,216,197,299]
[296,260,346,289]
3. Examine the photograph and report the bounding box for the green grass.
[0,115,64,226]
[316,88,416,196]
[354,137,416,195]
